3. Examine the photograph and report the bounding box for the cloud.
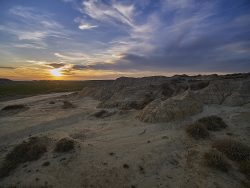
[0,66,15,69]
[54,52,89,62]
[71,64,89,70]
[1,0,249,78]
[26,60,66,68]
[47,63,66,68]
[11,42,46,49]
[0,6,69,49]
[78,23,98,30]
[65,0,250,73]
[74,17,98,30]
[80,0,135,27]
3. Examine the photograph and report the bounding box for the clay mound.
[223,80,250,106]
[138,91,203,123]
[193,80,236,105]
[79,81,113,101]
[79,77,165,110]
[98,88,154,110]
[80,76,190,110]
[78,73,250,112]
[193,78,250,106]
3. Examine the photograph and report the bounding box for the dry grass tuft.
[0,185,50,188]
[54,138,74,152]
[62,101,75,109]
[1,104,26,111]
[203,149,230,172]
[49,101,55,104]
[186,122,209,139]
[239,160,250,178]
[0,137,48,178]
[93,110,108,118]
[198,116,227,131]
[212,139,250,161]
[190,81,209,90]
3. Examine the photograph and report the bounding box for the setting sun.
[50,68,62,77]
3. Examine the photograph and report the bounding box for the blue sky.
[0,0,249,80]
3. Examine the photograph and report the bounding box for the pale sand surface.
[0,93,249,188]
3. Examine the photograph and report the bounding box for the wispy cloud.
[74,17,98,30]
[0,6,69,49]
[0,0,249,80]
[0,66,15,69]
[80,0,135,27]
[78,23,98,30]
[65,0,250,73]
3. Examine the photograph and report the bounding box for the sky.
[0,0,250,80]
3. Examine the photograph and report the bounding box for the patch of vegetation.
[198,115,227,131]
[1,104,26,111]
[93,110,107,118]
[203,149,230,172]
[93,110,115,118]
[0,137,48,178]
[42,161,50,167]
[186,122,210,139]
[0,185,50,188]
[54,138,74,152]
[239,160,250,178]
[123,164,129,169]
[62,101,75,109]
[190,81,209,90]
[0,80,91,101]
[161,83,174,97]
[212,139,250,161]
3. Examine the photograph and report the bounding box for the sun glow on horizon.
[50,68,62,77]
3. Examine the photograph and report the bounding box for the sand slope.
[0,75,250,188]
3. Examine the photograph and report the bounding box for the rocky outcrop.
[137,91,203,123]
[223,80,250,106]
[78,73,250,122]
[192,78,250,106]
[193,80,236,105]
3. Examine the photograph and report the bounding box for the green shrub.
[1,104,26,111]
[239,160,250,178]
[0,137,48,178]
[54,138,74,152]
[213,139,250,161]
[203,149,230,172]
[186,122,209,139]
[62,101,75,109]
[198,116,227,131]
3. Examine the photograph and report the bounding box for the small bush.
[93,110,107,118]
[239,160,250,178]
[186,122,209,139]
[213,139,250,161]
[62,101,75,109]
[123,164,129,169]
[0,137,48,178]
[203,149,230,172]
[198,116,227,131]
[42,161,50,167]
[1,104,26,111]
[54,138,74,152]
[190,81,209,90]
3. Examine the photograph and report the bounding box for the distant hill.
[0,78,13,83]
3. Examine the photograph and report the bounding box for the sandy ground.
[0,93,249,188]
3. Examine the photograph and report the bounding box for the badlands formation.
[0,73,250,188]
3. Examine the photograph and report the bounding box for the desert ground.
[0,73,250,188]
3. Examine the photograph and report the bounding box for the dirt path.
[0,92,74,108]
